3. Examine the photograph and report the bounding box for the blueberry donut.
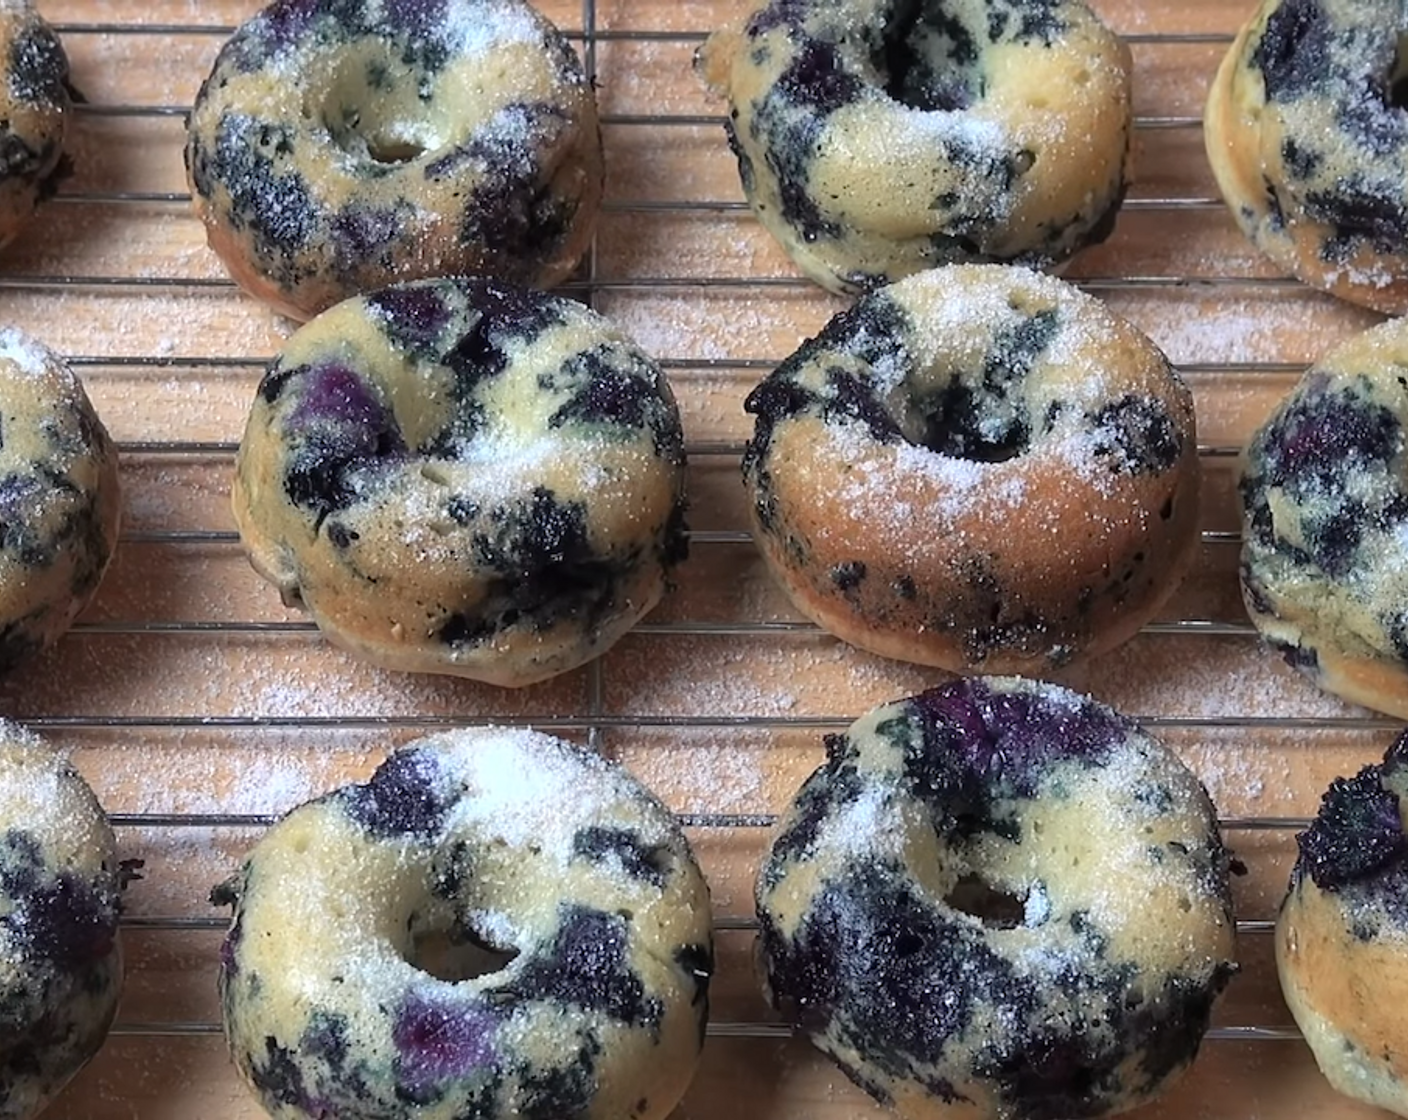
[0,722,124,1120]
[697,0,1132,294]
[1238,318,1408,717]
[0,3,70,253]
[743,265,1200,674]
[232,277,688,687]
[757,677,1237,1120]
[1276,733,1408,1116]
[216,727,713,1120]
[0,329,120,674]
[1206,0,1408,312]
[185,0,602,321]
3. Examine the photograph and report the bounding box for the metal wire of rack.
[14,5,1369,1104]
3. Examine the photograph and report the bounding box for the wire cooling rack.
[9,1,1394,1116]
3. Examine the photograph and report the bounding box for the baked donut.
[0,2,70,252]
[0,721,123,1120]
[743,264,1200,674]
[216,727,713,1120]
[0,328,120,674]
[1206,0,1408,313]
[758,677,1237,1120]
[232,276,688,687]
[1277,732,1408,1116]
[697,0,1132,294]
[1239,317,1408,718]
[185,0,602,321]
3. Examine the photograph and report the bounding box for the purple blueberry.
[393,992,500,1099]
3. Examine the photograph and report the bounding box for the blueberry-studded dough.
[1206,0,1408,312]
[1276,733,1408,1117]
[232,276,688,687]
[1238,318,1408,718]
[743,265,1200,674]
[185,0,602,321]
[0,722,123,1120]
[0,329,120,675]
[758,677,1237,1120]
[216,728,713,1120]
[0,3,69,253]
[697,0,1132,295]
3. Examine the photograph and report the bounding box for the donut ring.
[0,328,120,674]
[0,3,70,252]
[185,0,602,321]
[1238,317,1408,718]
[216,728,713,1120]
[1277,733,1408,1116]
[1206,0,1408,312]
[0,721,124,1120]
[698,0,1132,294]
[757,677,1238,1120]
[232,277,688,687]
[743,265,1200,674]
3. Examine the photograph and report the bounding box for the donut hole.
[875,0,981,112]
[945,873,1026,929]
[909,378,1031,463]
[1390,34,1408,111]
[319,47,452,165]
[409,923,520,983]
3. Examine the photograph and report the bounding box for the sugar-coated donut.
[216,728,713,1120]
[0,2,70,253]
[1239,317,1408,718]
[0,721,123,1120]
[1206,0,1408,313]
[233,277,688,687]
[758,677,1237,1120]
[186,0,602,321]
[0,328,120,674]
[743,265,1200,674]
[697,0,1132,294]
[1277,732,1408,1117]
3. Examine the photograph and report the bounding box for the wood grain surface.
[8,1,1395,1117]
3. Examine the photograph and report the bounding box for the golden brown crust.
[744,265,1200,673]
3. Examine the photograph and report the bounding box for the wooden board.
[8,0,1396,1117]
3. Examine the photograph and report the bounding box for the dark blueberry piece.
[1297,760,1408,890]
[425,103,566,180]
[331,204,403,271]
[571,826,671,887]
[548,345,684,462]
[1334,85,1407,159]
[1302,497,1364,577]
[7,22,69,106]
[516,904,660,1026]
[290,364,389,431]
[0,473,53,568]
[905,678,1130,804]
[519,1057,596,1120]
[743,378,818,469]
[392,992,500,1101]
[1257,383,1399,493]
[1084,393,1182,476]
[257,361,302,405]
[446,495,479,525]
[1252,0,1330,102]
[342,748,455,838]
[325,521,358,549]
[1281,138,1321,180]
[1309,179,1408,259]
[777,39,864,114]
[831,560,866,591]
[248,1036,311,1109]
[894,574,918,600]
[824,367,904,444]
[1010,0,1066,45]
[746,0,811,35]
[366,286,452,353]
[918,380,1029,462]
[723,117,758,196]
[984,308,1060,383]
[762,863,1030,1081]
[0,620,41,674]
[1270,638,1320,672]
[761,763,864,889]
[661,497,690,568]
[11,871,117,970]
[194,114,317,262]
[301,1010,351,1073]
[675,942,714,1007]
[880,0,978,111]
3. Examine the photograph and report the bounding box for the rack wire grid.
[7,0,1396,1117]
